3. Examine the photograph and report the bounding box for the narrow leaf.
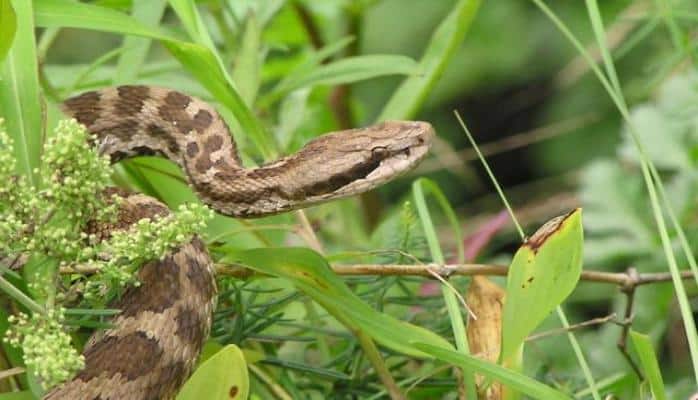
[414,343,572,400]
[0,0,16,62]
[226,247,453,358]
[629,330,667,400]
[0,0,42,185]
[232,13,261,106]
[378,0,481,120]
[275,55,418,98]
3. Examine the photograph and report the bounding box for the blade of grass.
[629,330,667,400]
[231,12,261,106]
[114,0,167,83]
[532,0,698,384]
[0,0,16,63]
[0,0,42,185]
[411,178,475,400]
[378,0,481,121]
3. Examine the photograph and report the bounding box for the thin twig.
[212,262,697,289]
[527,314,617,342]
[616,267,644,379]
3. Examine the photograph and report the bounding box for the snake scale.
[43,86,434,399]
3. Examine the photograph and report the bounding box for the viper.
[45,85,434,399]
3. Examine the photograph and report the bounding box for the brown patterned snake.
[44,86,434,399]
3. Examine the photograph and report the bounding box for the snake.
[43,85,434,399]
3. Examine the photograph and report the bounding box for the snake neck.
[63,85,434,218]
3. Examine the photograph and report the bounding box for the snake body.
[45,86,434,399]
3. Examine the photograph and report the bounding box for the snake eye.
[371,146,389,158]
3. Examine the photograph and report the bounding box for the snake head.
[286,120,435,205]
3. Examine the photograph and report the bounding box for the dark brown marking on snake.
[147,360,188,400]
[116,256,182,316]
[174,307,207,349]
[64,91,102,126]
[204,135,224,153]
[77,332,163,381]
[164,91,191,109]
[100,118,140,143]
[230,386,239,398]
[147,123,179,154]
[186,141,199,158]
[131,145,160,157]
[193,109,213,133]
[115,86,150,117]
[194,153,213,174]
[185,257,215,299]
[159,92,197,135]
[297,154,382,197]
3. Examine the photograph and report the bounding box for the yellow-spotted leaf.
[501,209,583,362]
[177,344,249,400]
[226,247,453,358]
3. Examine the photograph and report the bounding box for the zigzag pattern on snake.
[46,85,434,399]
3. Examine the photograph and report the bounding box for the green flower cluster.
[84,202,213,298]
[0,118,213,388]
[0,119,114,259]
[4,308,85,389]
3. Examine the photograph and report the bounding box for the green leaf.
[167,0,216,48]
[113,0,167,84]
[0,0,16,63]
[274,55,418,100]
[500,209,584,362]
[226,247,453,358]
[629,330,667,400]
[176,344,249,400]
[0,0,42,185]
[0,391,34,400]
[232,13,261,106]
[414,343,572,400]
[378,0,481,121]
[35,0,176,41]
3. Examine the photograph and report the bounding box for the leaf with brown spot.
[176,344,249,400]
[501,209,584,365]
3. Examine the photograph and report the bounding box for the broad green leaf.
[273,55,419,100]
[378,0,481,121]
[629,330,667,400]
[232,13,261,106]
[177,344,249,400]
[414,343,572,400]
[0,0,16,63]
[0,0,42,185]
[501,209,584,362]
[226,247,452,358]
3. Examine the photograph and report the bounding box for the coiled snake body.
[45,86,434,399]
